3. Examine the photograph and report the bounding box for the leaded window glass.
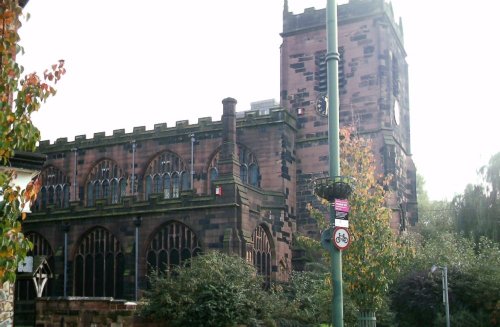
[249,163,260,187]
[145,176,153,199]
[172,173,180,198]
[147,221,202,273]
[110,179,119,204]
[73,227,124,298]
[207,144,261,192]
[85,159,126,206]
[248,225,272,286]
[144,151,189,199]
[163,174,171,199]
[35,166,71,211]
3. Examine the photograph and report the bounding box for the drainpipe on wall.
[131,140,136,195]
[71,148,77,201]
[190,134,195,189]
[62,223,70,297]
[134,216,142,301]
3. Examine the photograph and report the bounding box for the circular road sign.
[333,227,350,251]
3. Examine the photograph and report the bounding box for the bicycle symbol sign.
[333,227,350,250]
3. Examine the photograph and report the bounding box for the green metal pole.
[326,0,343,326]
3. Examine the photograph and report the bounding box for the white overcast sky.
[18,0,499,201]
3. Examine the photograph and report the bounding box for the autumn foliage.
[0,0,65,282]
[307,127,413,313]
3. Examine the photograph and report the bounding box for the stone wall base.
[0,282,13,327]
[36,297,160,327]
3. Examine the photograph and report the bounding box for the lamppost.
[326,0,343,326]
[302,0,347,324]
[431,265,450,327]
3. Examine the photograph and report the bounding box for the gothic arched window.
[146,221,202,273]
[73,227,124,298]
[238,145,260,187]
[206,144,261,193]
[85,159,126,206]
[248,225,272,286]
[144,151,190,200]
[35,166,71,211]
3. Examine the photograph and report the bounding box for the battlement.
[37,105,293,152]
[283,0,403,43]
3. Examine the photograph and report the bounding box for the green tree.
[452,184,489,240]
[451,152,500,242]
[394,173,500,326]
[391,235,500,326]
[0,0,65,282]
[139,251,273,327]
[415,174,454,238]
[417,202,454,243]
[481,152,500,200]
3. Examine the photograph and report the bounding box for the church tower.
[280,0,417,236]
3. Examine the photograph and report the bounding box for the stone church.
[15,0,417,322]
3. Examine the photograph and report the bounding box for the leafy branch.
[0,0,65,283]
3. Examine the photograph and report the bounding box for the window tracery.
[73,227,124,298]
[85,159,126,206]
[247,225,272,286]
[35,166,70,210]
[144,151,190,200]
[206,144,261,192]
[146,221,202,273]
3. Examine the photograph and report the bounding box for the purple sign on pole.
[334,199,350,213]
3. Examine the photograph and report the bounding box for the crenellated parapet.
[38,107,294,153]
[283,0,404,46]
